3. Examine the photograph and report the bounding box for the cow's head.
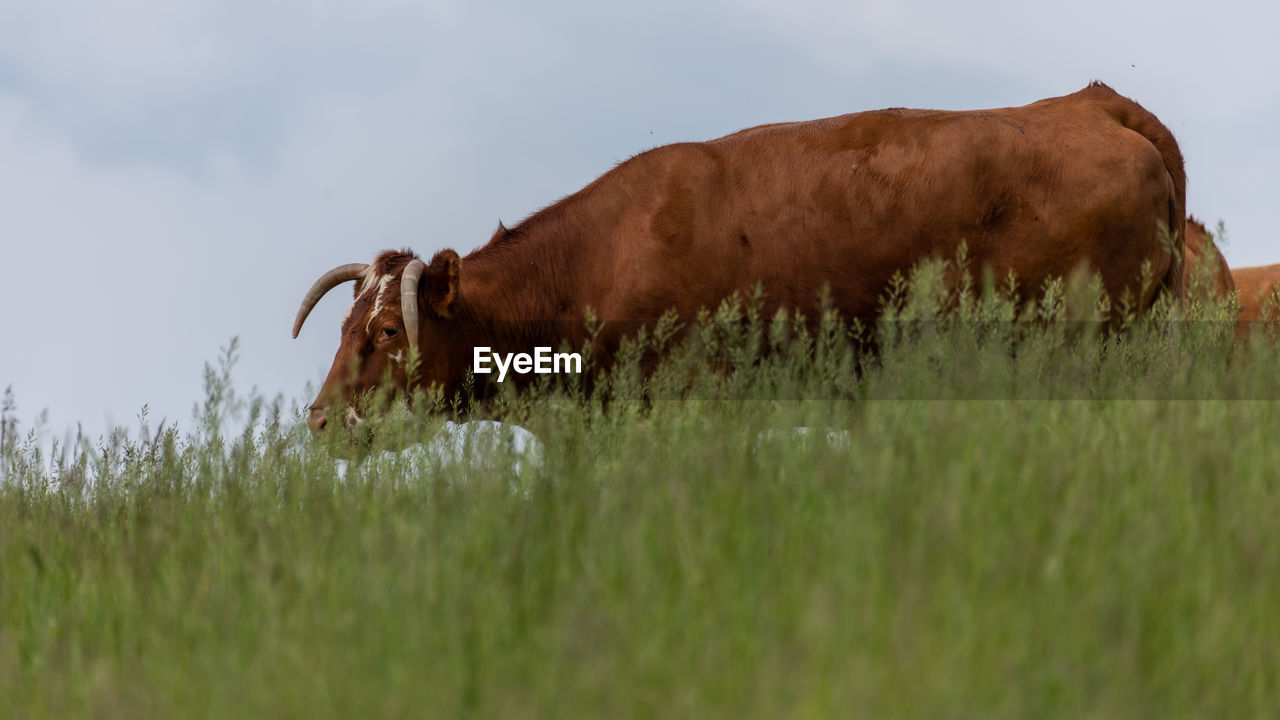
[292,248,461,432]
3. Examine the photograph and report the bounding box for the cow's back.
[505,84,1185,330]
[715,87,1179,313]
[1232,264,1280,327]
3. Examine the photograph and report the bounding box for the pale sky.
[2,0,1276,440]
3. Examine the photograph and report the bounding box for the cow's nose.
[308,408,328,433]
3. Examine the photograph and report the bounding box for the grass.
[3,259,1279,718]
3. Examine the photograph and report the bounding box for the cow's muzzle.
[307,406,363,434]
[308,407,329,433]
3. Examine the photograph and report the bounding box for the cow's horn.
[400,259,426,353]
[292,263,369,338]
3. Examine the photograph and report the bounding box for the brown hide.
[297,82,1187,428]
[1183,216,1235,298]
[1232,263,1280,336]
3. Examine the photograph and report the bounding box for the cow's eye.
[380,327,398,339]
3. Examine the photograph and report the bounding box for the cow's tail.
[1087,81,1187,304]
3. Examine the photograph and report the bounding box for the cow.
[1183,216,1235,298]
[1231,263,1280,336]
[1180,218,1280,339]
[292,82,1186,431]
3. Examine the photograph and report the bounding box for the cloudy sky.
[2,0,1276,440]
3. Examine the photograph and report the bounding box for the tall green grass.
[3,259,1278,718]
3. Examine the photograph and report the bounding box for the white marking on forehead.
[373,275,393,310]
[388,350,404,366]
[367,274,395,331]
[358,265,382,296]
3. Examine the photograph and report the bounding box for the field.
[3,265,1280,718]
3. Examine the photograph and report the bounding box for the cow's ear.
[424,249,460,318]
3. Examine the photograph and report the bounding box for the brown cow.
[1232,264,1280,335]
[293,82,1186,431]
[1183,216,1235,298]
